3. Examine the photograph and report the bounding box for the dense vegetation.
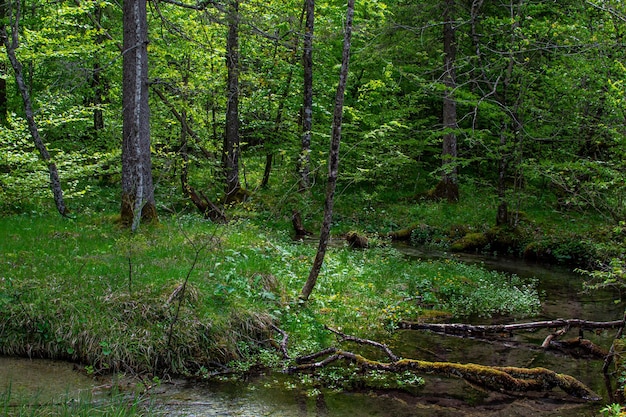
[2,0,626,414]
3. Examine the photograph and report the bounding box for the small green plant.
[600,403,626,417]
[578,258,626,293]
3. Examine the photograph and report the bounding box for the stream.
[1,247,624,416]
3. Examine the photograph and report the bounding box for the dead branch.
[602,312,626,402]
[549,337,608,359]
[271,325,291,359]
[288,349,600,401]
[283,328,600,401]
[541,326,569,348]
[400,318,624,335]
[325,326,398,361]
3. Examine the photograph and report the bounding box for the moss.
[485,225,523,254]
[450,232,489,252]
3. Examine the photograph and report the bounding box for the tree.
[223,0,242,200]
[433,0,459,202]
[298,0,314,191]
[121,0,157,230]
[301,0,355,301]
[0,0,68,217]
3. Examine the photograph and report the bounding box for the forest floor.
[0,181,623,413]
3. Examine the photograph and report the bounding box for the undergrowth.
[0,212,540,377]
[0,385,153,417]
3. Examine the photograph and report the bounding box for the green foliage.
[578,257,626,293]
[0,213,540,377]
[600,403,626,417]
[1,386,154,417]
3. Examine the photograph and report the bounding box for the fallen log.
[277,326,600,401]
[399,318,624,335]
[385,224,417,241]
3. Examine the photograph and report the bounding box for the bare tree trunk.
[0,0,68,216]
[298,0,314,191]
[0,63,7,127]
[121,0,157,230]
[301,0,354,301]
[91,3,105,134]
[439,0,459,202]
[223,0,241,200]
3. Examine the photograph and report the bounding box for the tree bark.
[0,63,7,127]
[300,0,354,301]
[223,0,242,200]
[0,1,68,217]
[91,3,105,134]
[438,0,459,202]
[121,0,157,230]
[298,0,314,191]
[400,318,625,334]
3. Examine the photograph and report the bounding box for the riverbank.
[0,212,541,378]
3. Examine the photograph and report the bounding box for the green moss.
[450,232,489,252]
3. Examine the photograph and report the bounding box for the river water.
[1,247,623,416]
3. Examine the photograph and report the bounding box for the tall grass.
[0,211,540,376]
[0,385,153,417]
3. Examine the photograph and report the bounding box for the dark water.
[1,247,622,416]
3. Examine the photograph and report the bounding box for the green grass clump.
[0,212,539,377]
[1,386,153,417]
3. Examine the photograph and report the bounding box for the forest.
[2,0,626,415]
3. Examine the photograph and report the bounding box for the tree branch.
[285,329,600,401]
[399,318,625,335]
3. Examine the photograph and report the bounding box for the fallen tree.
[277,326,600,401]
[399,318,625,335]
[400,318,620,358]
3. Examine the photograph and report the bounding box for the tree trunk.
[92,3,105,134]
[0,63,7,127]
[223,0,242,200]
[301,0,354,301]
[262,6,305,188]
[121,0,157,230]
[438,0,459,202]
[0,2,68,217]
[298,0,314,191]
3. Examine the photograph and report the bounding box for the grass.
[0,206,541,377]
[1,385,153,417]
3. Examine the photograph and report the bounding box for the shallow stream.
[1,247,623,416]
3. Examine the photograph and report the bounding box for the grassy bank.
[0,210,540,377]
[1,387,151,417]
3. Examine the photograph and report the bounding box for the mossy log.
[281,326,600,401]
[385,224,417,241]
[346,231,368,248]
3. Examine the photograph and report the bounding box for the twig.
[325,326,399,362]
[271,325,291,359]
[603,311,626,402]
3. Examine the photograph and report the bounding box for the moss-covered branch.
[284,327,600,401]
